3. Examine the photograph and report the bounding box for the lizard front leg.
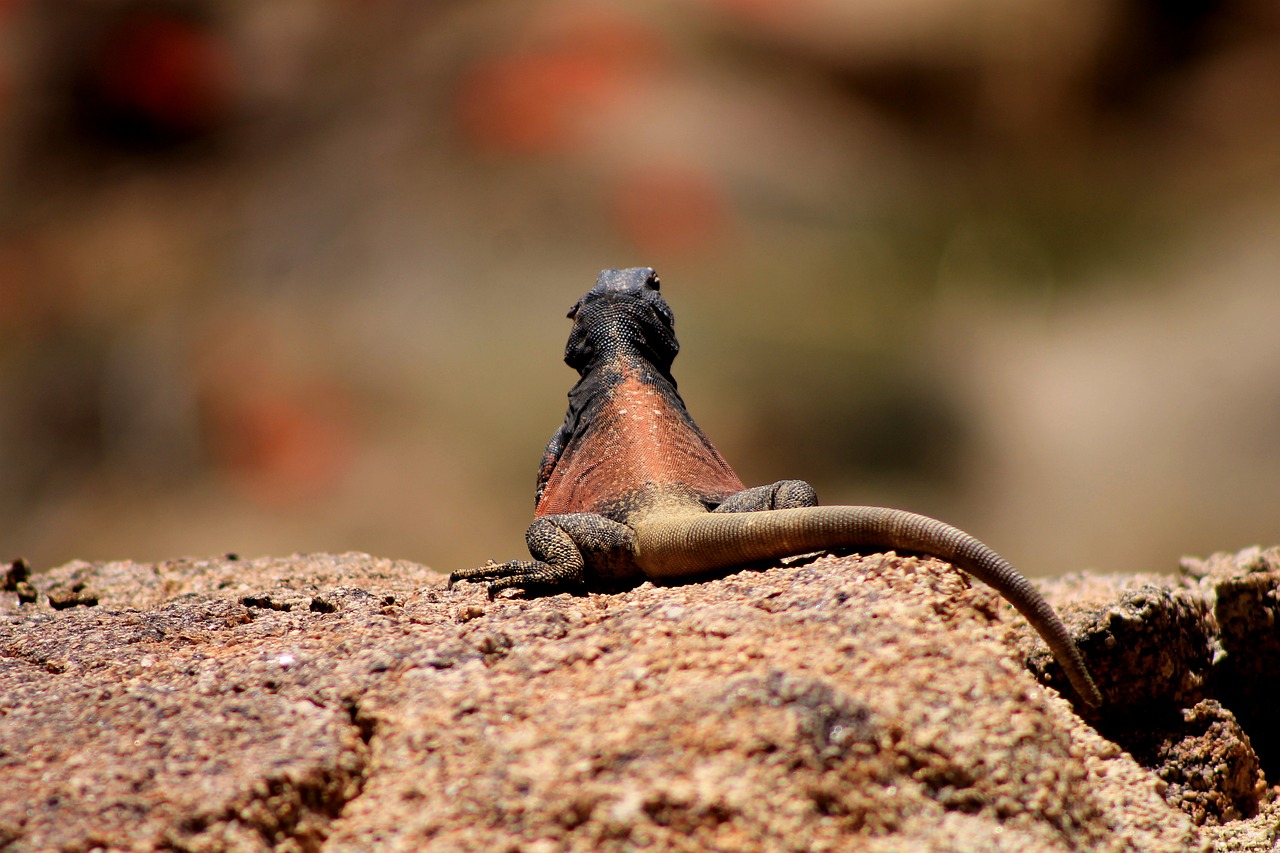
[714,480,818,512]
[449,514,637,598]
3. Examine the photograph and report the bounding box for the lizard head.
[564,268,679,376]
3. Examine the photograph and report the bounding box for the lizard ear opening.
[564,322,593,373]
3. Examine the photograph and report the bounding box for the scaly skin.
[451,268,1103,707]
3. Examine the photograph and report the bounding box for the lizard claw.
[448,559,584,598]
[448,560,541,595]
[448,560,502,589]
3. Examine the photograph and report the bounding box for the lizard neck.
[535,354,745,519]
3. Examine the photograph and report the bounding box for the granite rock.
[0,547,1273,851]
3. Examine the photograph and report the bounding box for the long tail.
[634,506,1102,707]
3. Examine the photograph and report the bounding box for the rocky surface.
[1,546,1278,851]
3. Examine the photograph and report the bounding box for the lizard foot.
[449,559,584,599]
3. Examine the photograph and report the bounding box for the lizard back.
[534,268,745,519]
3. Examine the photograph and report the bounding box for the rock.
[1,559,37,605]
[0,547,1267,851]
[46,581,100,610]
[1211,798,1280,853]
[1184,546,1280,788]
[1120,699,1264,826]
[1029,554,1280,851]
[1013,572,1215,711]
[1,558,31,590]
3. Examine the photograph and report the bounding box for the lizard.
[449,267,1103,707]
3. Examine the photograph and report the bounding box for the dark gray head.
[564,267,679,376]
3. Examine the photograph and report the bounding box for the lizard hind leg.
[450,514,637,598]
[450,516,589,598]
[713,480,818,513]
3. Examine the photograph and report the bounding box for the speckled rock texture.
[0,546,1277,851]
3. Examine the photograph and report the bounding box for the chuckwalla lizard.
[450,267,1103,707]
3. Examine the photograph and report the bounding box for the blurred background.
[1,0,1278,578]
